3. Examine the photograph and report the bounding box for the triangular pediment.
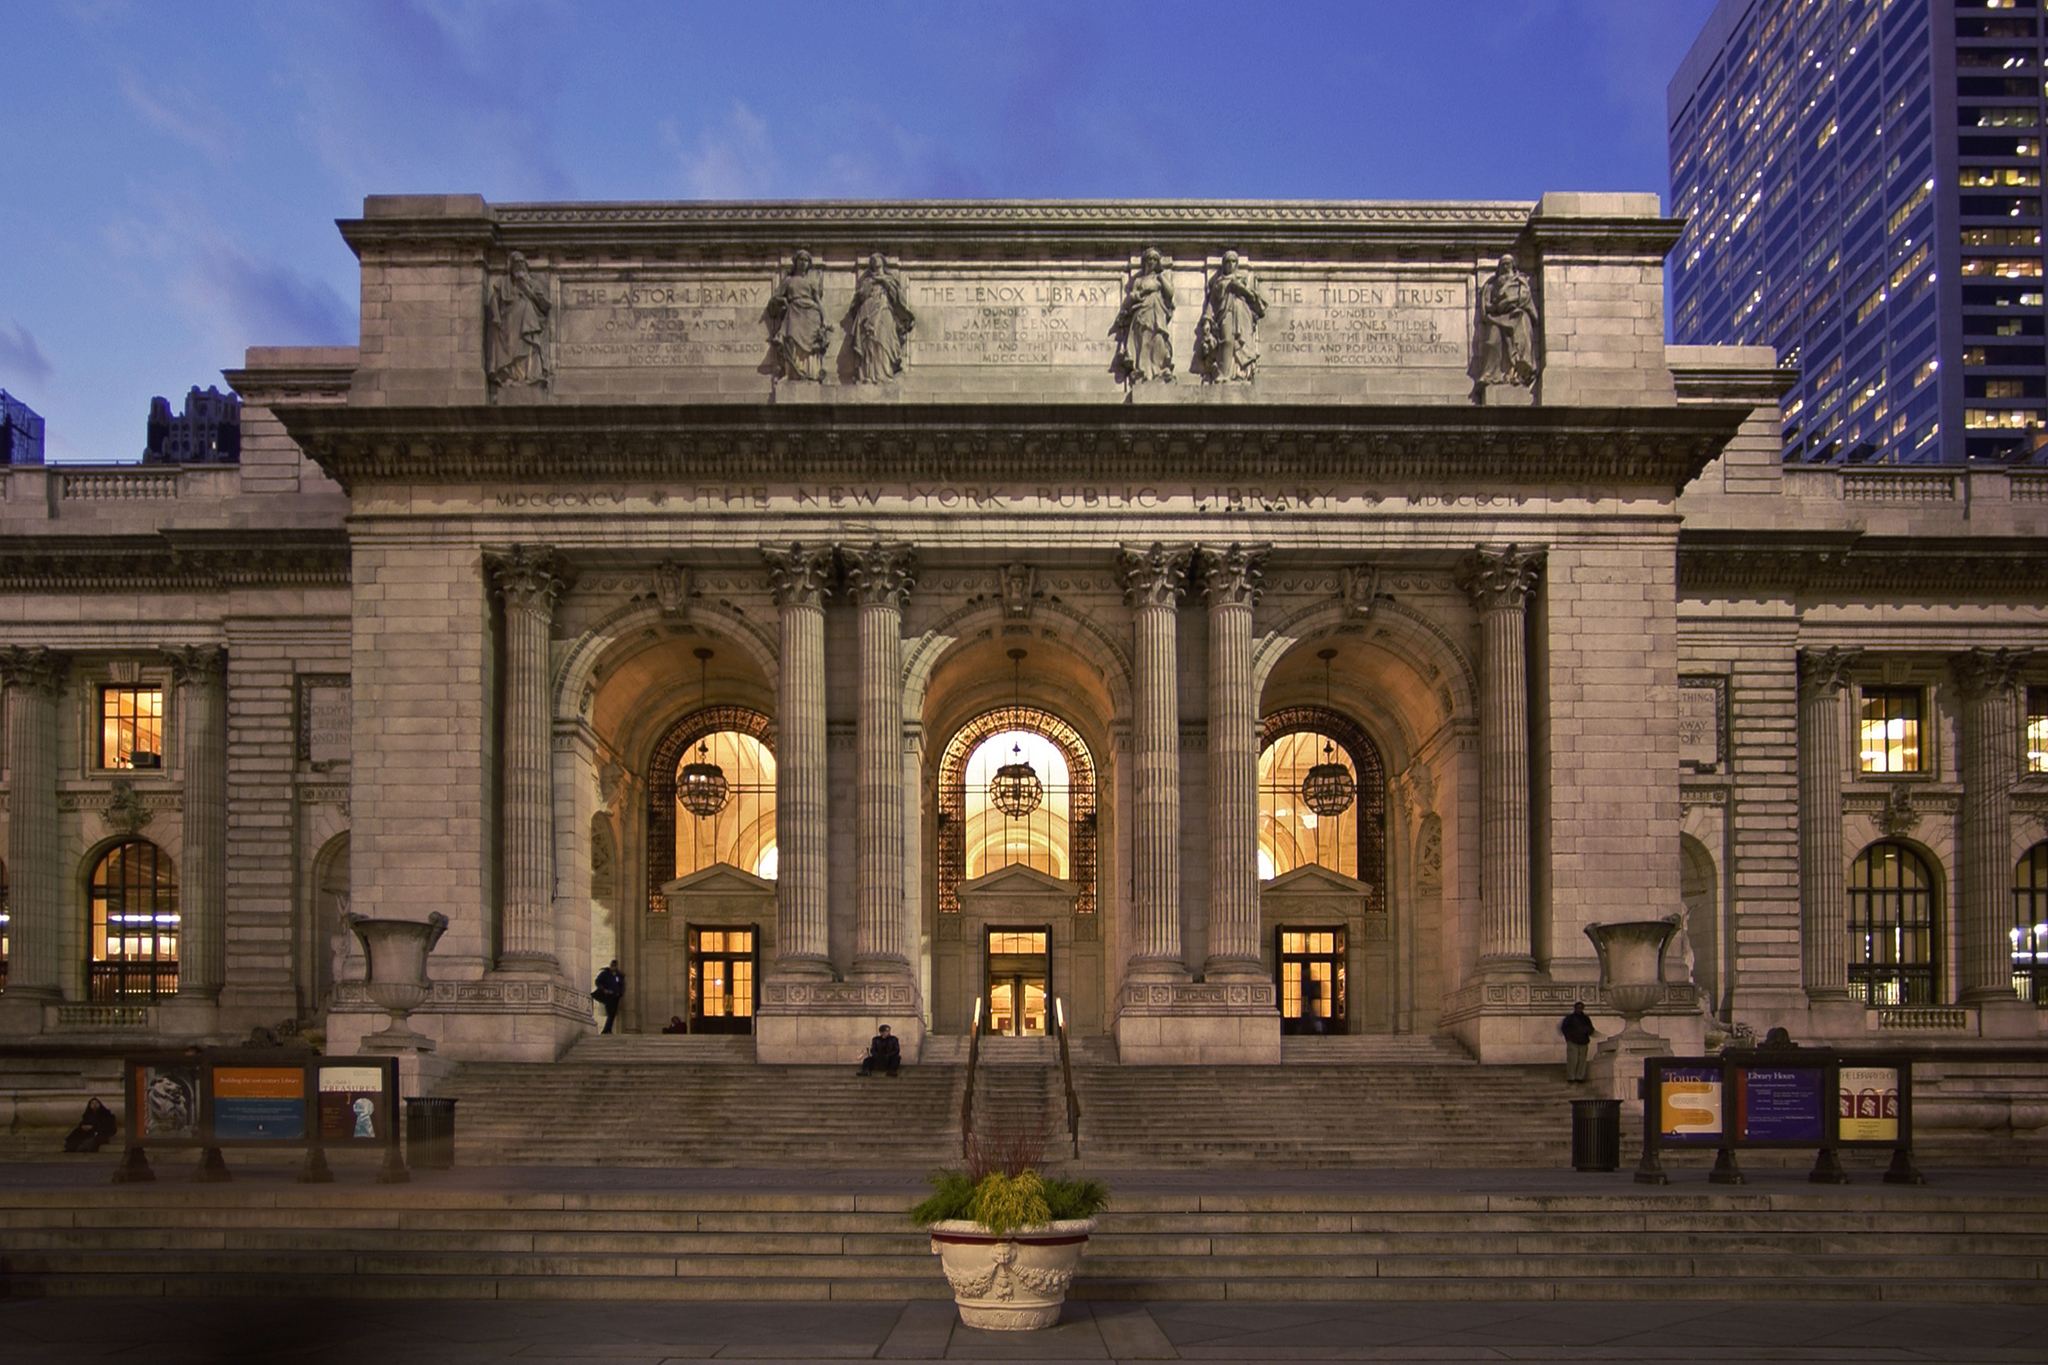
[661,863,775,896]
[1264,864,1371,898]
[961,863,1071,898]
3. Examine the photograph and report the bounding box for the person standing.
[593,959,625,1035]
[1559,1001,1596,1083]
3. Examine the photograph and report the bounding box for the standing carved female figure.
[1111,248,1175,382]
[766,249,831,381]
[1473,254,1539,388]
[850,253,915,383]
[1195,251,1267,382]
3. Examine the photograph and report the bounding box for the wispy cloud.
[183,245,353,350]
[117,68,241,161]
[0,321,55,388]
[667,102,783,200]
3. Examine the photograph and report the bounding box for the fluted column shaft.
[487,547,566,967]
[1456,546,1542,970]
[1953,648,2031,1003]
[165,646,227,999]
[1798,647,1858,1000]
[765,544,834,975]
[1121,544,1193,977]
[847,544,915,974]
[0,649,68,998]
[1203,543,1268,978]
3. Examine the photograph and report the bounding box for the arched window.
[0,856,9,991]
[937,707,1096,915]
[2015,842,2048,1005]
[89,839,179,1001]
[1257,708,1386,912]
[647,708,776,908]
[1847,841,1938,1006]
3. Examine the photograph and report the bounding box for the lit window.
[1966,407,2041,429]
[2016,843,2048,1004]
[88,840,178,1001]
[100,686,163,770]
[1278,926,1346,1034]
[963,730,1072,880]
[2028,688,2048,774]
[1259,730,1359,880]
[687,925,755,1024]
[1849,843,1937,1006]
[671,724,777,881]
[1859,687,1923,774]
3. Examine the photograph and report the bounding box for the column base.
[1122,956,1191,984]
[755,974,924,1064]
[1589,1027,1673,1109]
[1112,980,1281,1065]
[1200,956,1268,983]
[1974,996,2041,1039]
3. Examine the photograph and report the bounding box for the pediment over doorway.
[1264,864,1372,899]
[961,862,1071,900]
[661,863,775,897]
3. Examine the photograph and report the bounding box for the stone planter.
[348,912,449,1051]
[1583,915,1681,1103]
[927,1218,1094,1329]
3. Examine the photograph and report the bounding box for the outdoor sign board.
[1638,1051,1919,1184]
[120,1052,402,1172]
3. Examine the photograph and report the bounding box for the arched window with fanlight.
[2016,842,2048,1005]
[1848,841,1939,1006]
[1257,707,1386,911]
[937,707,1096,915]
[88,839,179,1001]
[646,707,776,910]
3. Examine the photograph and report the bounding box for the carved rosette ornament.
[1454,544,1543,612]
[762,542,835,608]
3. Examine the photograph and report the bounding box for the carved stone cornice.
[1680,531,2048,598]
[1454,544,1543,613]
[1949,646,2034,700]
[763,542,835,608]
[843,543,916,609]
[1119,543,1194,609]
[484,545,569,613]
[1798,646,1861,699]
[0,531,350,592]
[1200,542,1268,608]
[161,645,226,689]
[0,646,70,695]
[276,404,1747,495]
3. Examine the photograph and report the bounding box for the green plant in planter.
[910,1167,1109,1236]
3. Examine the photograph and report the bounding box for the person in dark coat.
[858,1024,901,1077]
[1559,1002,1597,1083]
[64,1097,119,1153]
[592,959,625,1034]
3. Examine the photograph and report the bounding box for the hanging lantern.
[679,648,729,818]
[989,648,1042,818]
[1299,647,1355,817]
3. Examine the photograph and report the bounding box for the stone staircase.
[1,1179,2042,1303]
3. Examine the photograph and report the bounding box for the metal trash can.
[1570,1098,1621,1172]
[404,1097,458,1170]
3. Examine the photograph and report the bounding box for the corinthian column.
[163,646,227,999]
[764,543,835,977]
[1455,545,1543,971]
[846,543,916,976]
[0,648,68,1000]
[1798,646,1859,1001]
[1202,542,1269,980]
[486,546,566,968]
[1951,647,2032,1004]
[1120,542,1194,980]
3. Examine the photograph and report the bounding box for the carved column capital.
[1455,544,1543,612]
[844,542,916,609]
[1949,646,2033,700]
[485,545,569,613]
[0,646,70,695]
[1798,646,1862,698]
[1119,542,1194,609]
[763,542,836,608]
[161,644,226,689]
[1200,542,1269,608]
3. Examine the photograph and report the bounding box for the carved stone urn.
[928,1218,1095,1329]
[348,911,449,1051]
[1584,915,1681,1041]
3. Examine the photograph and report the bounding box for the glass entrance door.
[1277,926,1345,1035]
[985,927,1049,1036]
[687,924,757,1033]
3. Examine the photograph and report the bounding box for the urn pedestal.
[348,912,450,1094]
[1584,916,1681,1106]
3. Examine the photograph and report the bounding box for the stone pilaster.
[1455,545,1543,973]
[846,542,915,977]
[1119,542,1193,980]
[485,546,566,968]
[1951,648,2032,1010]
[1798,646,1859,1002]
[1202,542,1269,980]
[163,646,227,1000]
[762,543,835,978]
[0,648,68,1002]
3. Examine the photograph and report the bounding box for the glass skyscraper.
[1670,0,2046,464]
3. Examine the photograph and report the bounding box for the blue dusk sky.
[0,0,1718,462]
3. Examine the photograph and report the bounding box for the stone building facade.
[0,194,2042,1083]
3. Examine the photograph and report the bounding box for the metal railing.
[1054,996,1081,1158]
[961,997,982,1160]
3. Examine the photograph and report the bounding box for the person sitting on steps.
[858,1024,901,1077]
